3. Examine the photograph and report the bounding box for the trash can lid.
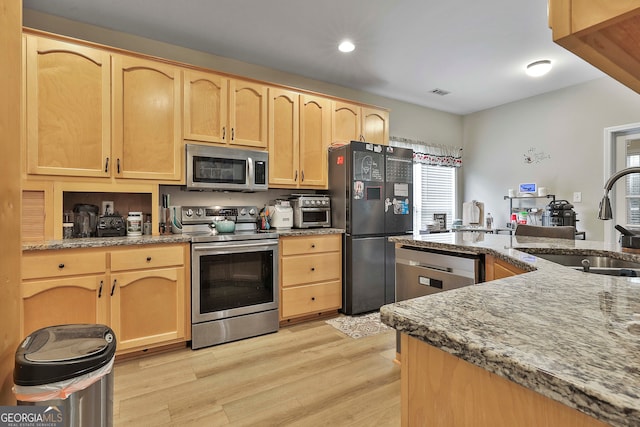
[14,324,116,386]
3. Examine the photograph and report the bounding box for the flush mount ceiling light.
[526,60,552,77]
[338,40,355,53]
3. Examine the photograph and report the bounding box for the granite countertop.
[22,228,344,251]
[380,232,640,427]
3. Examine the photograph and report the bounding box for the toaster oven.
[289,195,331,228]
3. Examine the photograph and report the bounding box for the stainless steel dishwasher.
[395,246,481,301]
[394,245,482,353]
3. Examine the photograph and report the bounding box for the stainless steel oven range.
[182,205,279,349]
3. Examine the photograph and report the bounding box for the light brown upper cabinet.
[25,35,111,178]
[549,0,640,95]
[268,90,330,189]
[25,34,183,182]
[183,69,228,144]
[331,101,389,146]
[112,55,182,181]
[184,73,267,148]
[229,79,268,148]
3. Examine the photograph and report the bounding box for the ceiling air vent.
[430,88,450,96]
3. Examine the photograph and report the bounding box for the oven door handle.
[192,240,278,252]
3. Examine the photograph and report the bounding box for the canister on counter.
[143,215,152,235]
[63,223,74,239]
[127,212,142,237]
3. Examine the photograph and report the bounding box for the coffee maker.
[73,204,99,237]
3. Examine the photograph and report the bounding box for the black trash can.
[14,324,116,427]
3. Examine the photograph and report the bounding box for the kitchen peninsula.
[381,232,640,427]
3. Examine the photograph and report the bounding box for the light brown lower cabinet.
[484,254,527,281]
[401,334,608,427]
[279,234,342,322]
[21,243,190,355]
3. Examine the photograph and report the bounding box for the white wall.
[462,77,640,240]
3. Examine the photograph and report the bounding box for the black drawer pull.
[311,244,315,248]
[146,256,152,262]
[311,267,315,272]
[311,297,315,301]
[104,157,109,173]
[58,263,65,269]
[98,280,103,298]
[111,279,117,296]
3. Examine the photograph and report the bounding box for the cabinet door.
[110,267,185,351]
[332,101,361,144]
[268,88,299,186]
[25,35,111,177]
[183,69,228,144]
[228,79,268,148]
[300,94,330,188]
[112,55,182,181]
[361,107,389,146]
[21,275,108,338]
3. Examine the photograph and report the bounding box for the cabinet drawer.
[22,250,106,280]
[281,234,341,256]
[111,245,184,271]
[281,281,342,319]
[281,252,341,287]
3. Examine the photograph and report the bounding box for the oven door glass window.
[302,210,329,223]
[199,250,274,313]
[193,156,246,184]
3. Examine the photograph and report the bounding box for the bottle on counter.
[127,212,143,237]
[485,213,493,230]
[143,214,152,235]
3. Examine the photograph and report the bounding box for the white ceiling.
[23,0,605,115]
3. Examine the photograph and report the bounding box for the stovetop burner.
[181,205,278,242]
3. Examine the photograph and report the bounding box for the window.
[389,137,459,233]
[625,138,640,226]
[414,164,456,232]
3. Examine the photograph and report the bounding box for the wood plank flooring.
[113,319,400,426]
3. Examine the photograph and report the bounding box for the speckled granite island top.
[380,232,640,427]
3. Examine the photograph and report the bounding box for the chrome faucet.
[598,166,640,220]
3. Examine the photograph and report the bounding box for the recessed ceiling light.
[526,60,552,77]
[338,40,355,53]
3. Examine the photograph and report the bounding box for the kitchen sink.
[529,253,640,277]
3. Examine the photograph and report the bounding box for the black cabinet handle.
[117,158,121,174]
[311,267,315,272]
[311,297,315,301]
[104,157,109,173]
[146,256,152,262]
[98,280,103,298]
[311,243,315,248]
[294,170,298,181]
[58,263,65,269]
[231,128,235,140]
[222,126,226,140]
[111,279,117,296]
[301,170,305,182]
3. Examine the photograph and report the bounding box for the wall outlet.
[102,201,114,215]
[573,192,582,203]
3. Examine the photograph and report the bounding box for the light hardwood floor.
[113,319,400,426]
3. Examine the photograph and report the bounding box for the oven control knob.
[239,208,247,216]
[195,208,203,217]
[248,208,256,216]
[185,208,193,217]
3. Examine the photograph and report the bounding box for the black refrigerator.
[329,141,413,315]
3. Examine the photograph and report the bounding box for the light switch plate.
[102,201,114,215]
[573,192,582,203]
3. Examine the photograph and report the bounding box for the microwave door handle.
[247,157,254,187]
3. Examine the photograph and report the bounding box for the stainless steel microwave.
[185,144,268,191]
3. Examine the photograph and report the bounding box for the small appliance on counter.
[289,194,331,228]
[267,200,293,229]
[97,213,126,237]
[73,204,99,238]
[542,200,578,227]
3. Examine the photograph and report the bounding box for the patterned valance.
[390,136,462,168]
